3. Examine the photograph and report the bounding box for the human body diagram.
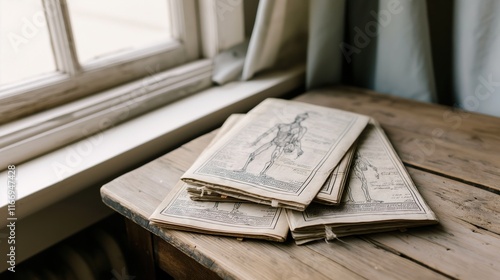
[212,202,242,214]
[239,113,309,176]
[346,152,382,203]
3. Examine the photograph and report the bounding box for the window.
[0,0,56,86]
[0,0,223,167]
[67,0,175,64]
[0,0,199,124]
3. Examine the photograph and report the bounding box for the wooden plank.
[363,167,500,279]
[152,227,444,280]
[408,168,500,234]
[305,236,448,280]
[294,87,500,192]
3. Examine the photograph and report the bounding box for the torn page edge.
[325,226,347,244]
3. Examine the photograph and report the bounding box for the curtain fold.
[342,0,379,89]
[454,0,500,117]
[373,0,436,102]
[308,0,436,102]
[306,0,346,88]
[214,0,500,117]
[242,0,308,81]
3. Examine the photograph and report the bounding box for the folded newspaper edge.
[149,180,290,242]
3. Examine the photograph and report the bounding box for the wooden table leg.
[124,219,160,279]
[154,235,221,280]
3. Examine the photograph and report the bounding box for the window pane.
[67,0,174,63]
[0,0,56,87]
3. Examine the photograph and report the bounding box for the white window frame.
[0,0,247,168]
[0,0,199,123]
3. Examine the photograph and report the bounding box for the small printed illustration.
[212,202,243,214]
[345,152,382,203]
[238,113,309,176]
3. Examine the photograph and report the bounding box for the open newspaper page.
[286,119,438,244]
[182,98,369,211]
[188,114,356,206]
[149,115,289,242]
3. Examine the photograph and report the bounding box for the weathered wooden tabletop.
[101,86,500,279]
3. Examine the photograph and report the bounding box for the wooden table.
[101,86,500,279]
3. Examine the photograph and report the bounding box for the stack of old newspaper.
[150,98,438,244]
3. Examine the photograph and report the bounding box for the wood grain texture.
[101,86,500,279]
[364,167,500,279]
[295,86,500,193]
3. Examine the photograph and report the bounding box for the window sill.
[0,65,304,268]
[0,64,304,222]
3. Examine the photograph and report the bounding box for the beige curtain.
[454,0,500,117]
[242,0,309,80]
[213,0,500,117]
